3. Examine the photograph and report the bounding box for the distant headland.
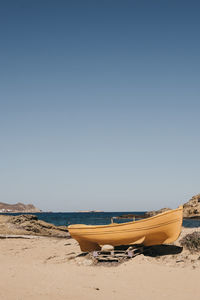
[0,202,41,213]
[77,210,104,213]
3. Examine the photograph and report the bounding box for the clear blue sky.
[0,0,199,211]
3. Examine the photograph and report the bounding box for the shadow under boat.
[76,244,183,262]
[114,244,183,257]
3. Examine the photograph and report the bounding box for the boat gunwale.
[69,218,182,236]
[68,206,183,230]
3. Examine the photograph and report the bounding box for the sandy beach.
[1,227,200,300]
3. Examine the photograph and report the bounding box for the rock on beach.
[0,214,69,238]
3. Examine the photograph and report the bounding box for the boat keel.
[78,240,101,252]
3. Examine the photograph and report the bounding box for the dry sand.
[0,228,200,300]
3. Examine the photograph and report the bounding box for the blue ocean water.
[1,211,200,227]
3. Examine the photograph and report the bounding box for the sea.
[1,211,200,228]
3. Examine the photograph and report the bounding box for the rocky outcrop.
[0,214,69,238]
[142,194,200,219]
[144,208,172,218]
[183,194,200,218]
[0,202,41,213]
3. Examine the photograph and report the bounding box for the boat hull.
[68,206,183,252]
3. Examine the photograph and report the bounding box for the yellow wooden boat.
[68,206,183,252]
